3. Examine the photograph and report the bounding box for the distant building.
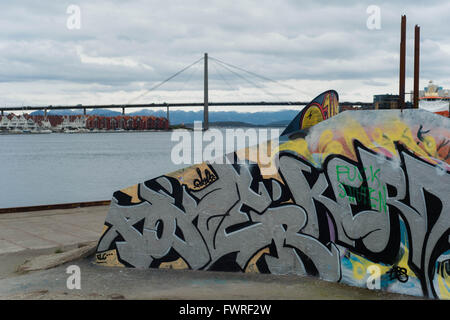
[373,94,399,109]
[339,105,360,112]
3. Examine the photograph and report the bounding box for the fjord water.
[0,128,279,208]
[0,132,191,208]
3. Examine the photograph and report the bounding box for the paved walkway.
[0,206,108,254]
[0,205,423,301]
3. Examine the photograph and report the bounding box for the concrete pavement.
[0,205,423,300]
[0,206,108,254]
[0,256,421,300]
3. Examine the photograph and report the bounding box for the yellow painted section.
[120,185,141,203]
[276,138,314,164]
[370,120,438,164]
[349,243,418,282]
[159,258,189,270]
[437,273,450,300]
[350,255,390,280]
[318,129,344,162]
[100,224,108,236]
[396,244,416,277]
[352,261,366,280]
[245,248,270,273]
[341,118,377,159]
[238,141,284,179]
[421,135,437,157]
[174,162,218,191]
[96,249,125,267]
[302,106,324,129]
[330,94,339,117]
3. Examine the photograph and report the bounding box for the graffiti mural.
[96,105,449,299]
[281,90,339,136]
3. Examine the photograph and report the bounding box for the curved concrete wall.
[96,109,449,299]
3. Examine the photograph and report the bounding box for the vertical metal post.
[122,107,125,115]
[44,108,47,118]
[83,108,86,116]
[204,53,209,131]
[166,105,170,126]
[414,25,420,109]
[1,110,3,116]
[399,15,406,110]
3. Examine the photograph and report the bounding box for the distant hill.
[28,108,301,126]
[88,109,122,116]
[184,121,288,128]
[30,109,83,116]
[30,109,121,116]
[265,119,290,126]
[131,109,300,126]
[129,109,154,116]
[185,121,260,128]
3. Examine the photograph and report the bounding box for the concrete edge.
[16,241,97,273]
[0,201,111,215]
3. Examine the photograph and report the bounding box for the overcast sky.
[1,0,449,112]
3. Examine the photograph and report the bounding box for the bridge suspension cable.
[209,56,309,99]
[125,54,308,108]
[126,56,204,105]
[178,58,203,93]
[210,61,240,94]
[210,58,287,103]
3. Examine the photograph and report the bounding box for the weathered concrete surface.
[0,255,423,300]
[0,206,107,283]
[16,242,96,273]
[0,206,108,254]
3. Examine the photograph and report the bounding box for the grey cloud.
[0,0,448,105]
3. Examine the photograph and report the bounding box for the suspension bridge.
[0,53,372,129]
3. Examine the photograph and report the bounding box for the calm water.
[0,129,280,208]
[0,132,191,208]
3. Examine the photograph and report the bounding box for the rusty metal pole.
[166,104,170,126]
[399,15,406,110]
[414,25,420,109]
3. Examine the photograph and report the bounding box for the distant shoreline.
[0,121,288,134]
[0,129,180,135]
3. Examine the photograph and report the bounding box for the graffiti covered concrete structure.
[96,98,449,299]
